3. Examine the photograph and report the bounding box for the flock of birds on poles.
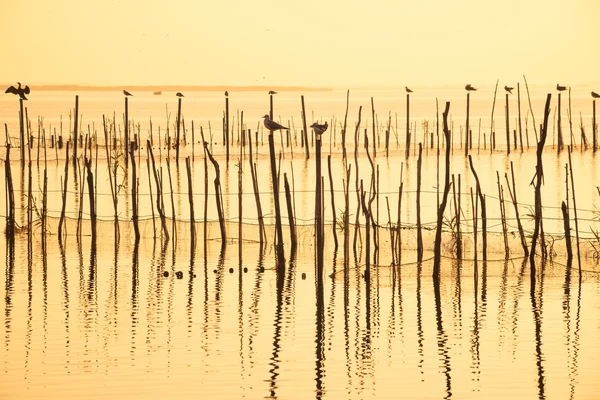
[4,82,600,134]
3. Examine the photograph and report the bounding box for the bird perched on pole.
[224,91,229,97]
[556,84,567,91]
[310,121,328,135]
[5,82,30,100]
[504,86,514,94]
[268,90,277,95]
[176,92,184,97]
[123,90,133,96]
[262,115,288,131]
[591,91,600,99]
[465,84,477,91]
[405,86,413,93]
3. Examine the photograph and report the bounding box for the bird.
[310,121,328,135]
[123,90,133,96]
[556,84,567,91]
[504,86,514,94]
[591,91,600,99]
[268,90,277,95]
[224,90,229,97]
[465,84,477,91]
[5,82,30,100]
[176,92,184,97]
[262,114,288,131]
[405,86,413,93]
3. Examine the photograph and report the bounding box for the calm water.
[1,88,600,399]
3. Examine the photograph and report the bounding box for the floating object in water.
[504,86,514,94]
[405,86,413,93]
[310,121,328,135]
[268,90,277,95]
[556,84,567,91]
[163,271,169,277]
[175,271,183,279]
[123,90,133,96]
[465,84,477,91]
[243,267,248,273]
[153,90,162,95]
[262,114,288,131]
[591,91,600,99]
[176,92,184,97]
[5,82,30,100]
[213,269,217,274]
[229,268,234,273]
[301,273,306,280]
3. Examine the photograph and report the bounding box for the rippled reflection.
[1,236,600,399]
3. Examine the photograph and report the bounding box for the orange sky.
[1,0,599,88]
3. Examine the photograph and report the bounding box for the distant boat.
[153,91,162,95]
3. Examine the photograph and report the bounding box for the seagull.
[405,86,413,93]
[591,91,600,99]
[268,90,277,95]
[556,84,567,91]
[5,82,30,100]
[465,84,477,91]
[310,121,328,135]
[123,90,133,96]
[504,86,514,94]
[262,114,288,131]
[225,90,229,97]
[176,92,184,97]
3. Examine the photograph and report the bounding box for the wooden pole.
[405,93,410,159]
[529,94,552,270]
[268,131,285,264]
[301,95,310,159]
[433,102,451,276]
[465,92,470,157]
[568,148,581,271]
[505,93,511,154]
[124,96,128,167]
[561,201,573,264]
[315,130,323,267]
[593,99,597,151]
[176,97,182,165]
[416,143,423,262]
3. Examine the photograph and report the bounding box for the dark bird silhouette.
[225,90,229,97]
[268,90,277,95]
[5,82,30,100]
[405,86,413,93]
[504,86,514,94]
[310,121,328,135]
[262,114,288,131]
[591,91,600,99]
[465,84,477,91]
[176,92,184,97]
[123,90,133,96]
[556,84,567,91]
